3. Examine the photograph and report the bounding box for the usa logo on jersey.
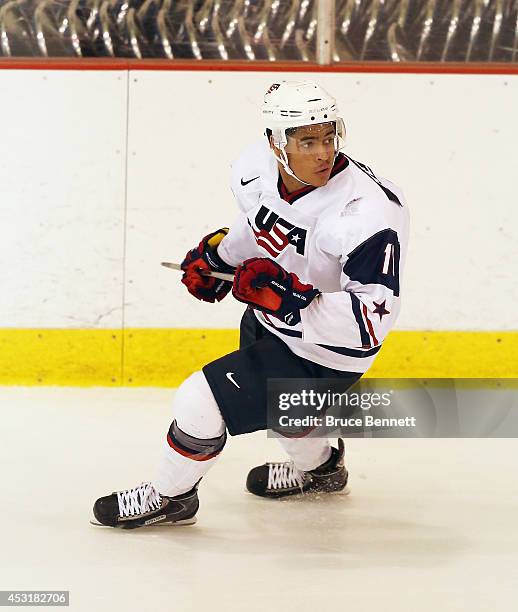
[248,205,308,258]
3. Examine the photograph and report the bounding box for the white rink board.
[0,70,128,329]
[0,69,517,330]
[125,71,518,330]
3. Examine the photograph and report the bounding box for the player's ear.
[265,129,276,152]
[269,136,281,157]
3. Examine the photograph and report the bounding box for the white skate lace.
[267,462,305,491]
[117,482,162,518]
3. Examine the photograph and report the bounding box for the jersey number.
[343,229,401,296]
[382,243,394,275]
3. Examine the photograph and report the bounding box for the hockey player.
[93,81,409,528]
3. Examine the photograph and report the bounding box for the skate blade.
[245,485,351,499]
[90,516,197,528]
[302,485,351,499]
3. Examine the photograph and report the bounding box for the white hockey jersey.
[218,139,410,373]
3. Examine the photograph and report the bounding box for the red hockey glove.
[181,228,236,303]
[232,257,320,326]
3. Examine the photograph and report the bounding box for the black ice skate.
[92,482,199,529]
[246,439,348,499]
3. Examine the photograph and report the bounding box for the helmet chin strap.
[273,137,341,189]
[273,148,312,187]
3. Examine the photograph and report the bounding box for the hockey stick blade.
[161,262,234,282]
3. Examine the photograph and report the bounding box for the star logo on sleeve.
[373,300,390,321]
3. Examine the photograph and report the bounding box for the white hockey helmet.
[262,81,346,184]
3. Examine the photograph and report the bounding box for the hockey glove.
[181,228,236,303]
[232,257,320,326]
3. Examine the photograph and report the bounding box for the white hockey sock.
[277,435,332,472]
[153,371,226,497]
[154,438,221,497]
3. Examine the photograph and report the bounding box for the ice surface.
[1,387,517,612]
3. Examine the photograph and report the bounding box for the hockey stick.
[161,262,235,282]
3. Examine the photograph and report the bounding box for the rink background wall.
[0,66,517,385]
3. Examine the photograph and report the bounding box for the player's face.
[285,123,336,187]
